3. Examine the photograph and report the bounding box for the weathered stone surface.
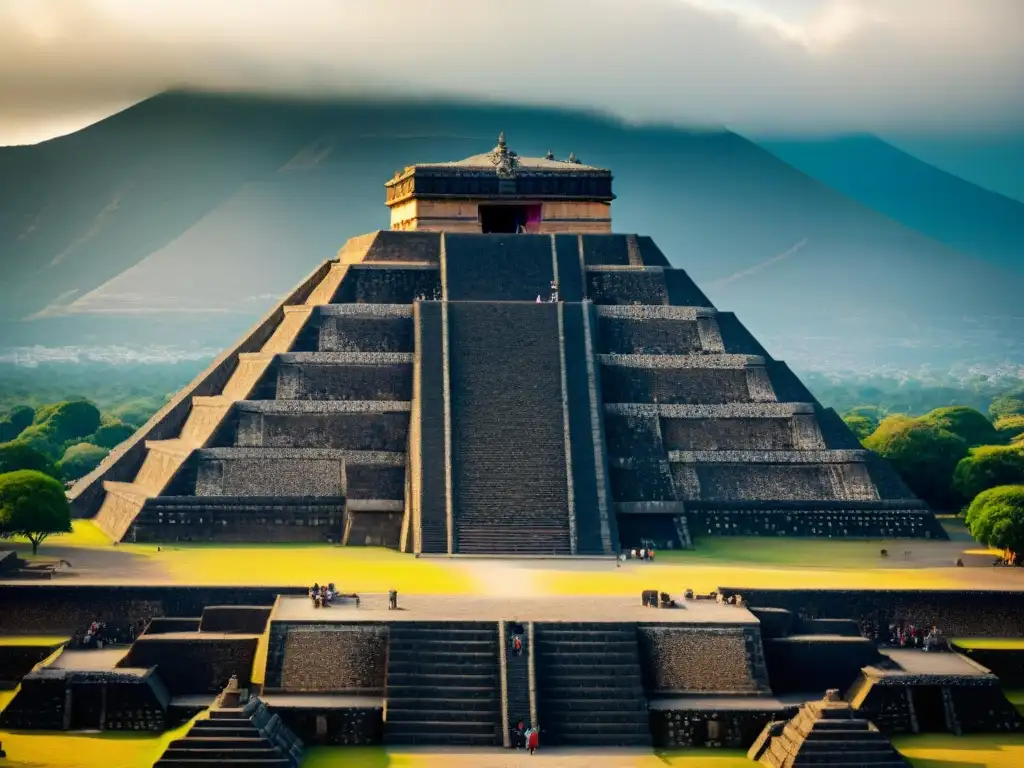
[277,626,387,693]
[638,626,767,694]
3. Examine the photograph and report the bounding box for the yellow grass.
[0,720,196,768]
[300,747,755,766]
[0,636,68,647]
[952,638,1024,650]
[894,734,1024,768]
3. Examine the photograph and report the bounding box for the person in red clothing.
[526,726,539,754]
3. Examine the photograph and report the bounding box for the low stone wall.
[273,705,383,746]
[857,678,1024,735]
[690,505,941,539]
[601,365,752,405]
[0,586,300,634]
[118,635,258,695]
[951,645,1024,688]
[199,606,272,634]
[0,671,66,729]
[265,623,388,693]
[334,266,440,304]
[719,589,1024,639]
[650,705,797,749]
[763,636,881,694]
[638,626,761,694]
[0,643,63,688]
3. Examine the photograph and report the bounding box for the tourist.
[648,548,655,562]
[512,634,523,657]
[389,589,398,610]
[526,725,539,754]
[639,547,646,561]
[536,295,542,303]
[630,548,637,559]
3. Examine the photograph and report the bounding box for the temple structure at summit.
[70,134,943,553]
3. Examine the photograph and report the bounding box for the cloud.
[707,239,809,288]
[1,0,1023,144]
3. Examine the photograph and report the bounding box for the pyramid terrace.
[67,134,942,553]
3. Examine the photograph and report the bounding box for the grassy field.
[6,520,1022,596]
[953,638,1024,650]
[0,636,68,647]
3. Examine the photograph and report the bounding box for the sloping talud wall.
[68,260,336,519]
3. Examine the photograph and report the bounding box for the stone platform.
[272,593,758,625]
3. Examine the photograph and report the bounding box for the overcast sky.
[2,0,1023,145]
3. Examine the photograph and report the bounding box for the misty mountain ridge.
[0,91,1021,376]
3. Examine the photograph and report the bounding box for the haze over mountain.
[757,135,1024,274]
[1,92,1021,378]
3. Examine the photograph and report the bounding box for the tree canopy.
[31,399,101,446]
[918,406,998,447]
[0,405,34,442]
[0,441,61,479]
[90,420,135,450]
[953,445,1024,501]
[57,443,109,481]
[0,470,72,554]
[842,412,878,441]
[864,416,969,510]
[965,485,1024,565]
[990,389,1024,421]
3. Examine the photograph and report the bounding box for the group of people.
[510,720,540,754]
[309,583,339,608]
[625,547,655,561]
[80,620,109,648]
[884,623,948,651]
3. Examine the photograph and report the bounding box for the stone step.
[159,748,282,761]
[208,708,249,720]
[542,696,649,712]
[387,661,500,676]
[155,760,289,768]
[385,685,497,699]
[386,673,497,687]
[167,737,270,750]
[387,697,500,713]
[387,707,498,723]
[186,725,259,738]
[383,730,498,747]
[385,719,497,735]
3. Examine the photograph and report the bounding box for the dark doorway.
[70,683,104,729]
[913,686,947,732]
[479,204,540,233]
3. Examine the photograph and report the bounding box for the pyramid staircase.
[748,690,909,767]
[534,623,651,746]
[154,698,302,768]
[384,622,501,746]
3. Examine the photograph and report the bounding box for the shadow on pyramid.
[749,689,909,767]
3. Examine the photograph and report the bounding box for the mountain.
[883,134,1024,206]
[757,134,1024,273]
[0,92,1021,374]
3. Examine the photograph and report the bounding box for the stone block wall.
[98,671,170,731]
[638,627,763,694]
[0,643,63,688]
[950,683,1024,733]
[199,606,272,634]
[686,464,841,502]
[333,266,440,304]
[664,270,715,308]
[443,234,554,301]
[345,510,403,548]
[117,636,258,695]
[689,505,941,538]
[135,497,344,542]
[276,362,412,401]
[0,672,66,729]
[319,316,414,353]
[762,636,881,695]
[265,623,387,693]
[597,317,704,355]
[581,234,632,266]
[587,269,669,305]
[553,234,586,301]
[952,646,1024,688]
[195,452,344,496]
[274,706,383,746]
[346,465,405,499]
[662,417,800,451]
[650,706,797,750]
[717,590,1024,639]
[237,411,410,451]
[601,365,752,404]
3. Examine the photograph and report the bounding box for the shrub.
[919,406,998,447]
[57,443,109,481]
[953,445,1024,501]
[965,485,1024,565]
[865,417,969,509]
[0,470,73,554]
[0,441,61,478]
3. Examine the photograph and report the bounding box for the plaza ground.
[3,519,1023,595]
[3,520,1024,766]
[1,731,1024,768]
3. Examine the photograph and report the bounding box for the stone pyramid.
[749,690,909,767]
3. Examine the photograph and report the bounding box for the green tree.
[0,441,61,478]
[964,485,1024,565]
[919,406,998,447]
[90,420,135,449]
[995,416,1024,442]
[57,443,109,481]
[0,470,72,554]
[953,445,1024,501]
[843,413,876,441]
[990,390,1024,421]
[0,405,35,442]
[864,417,969,509]
[30,400,101,446]
[9,427,61,460]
